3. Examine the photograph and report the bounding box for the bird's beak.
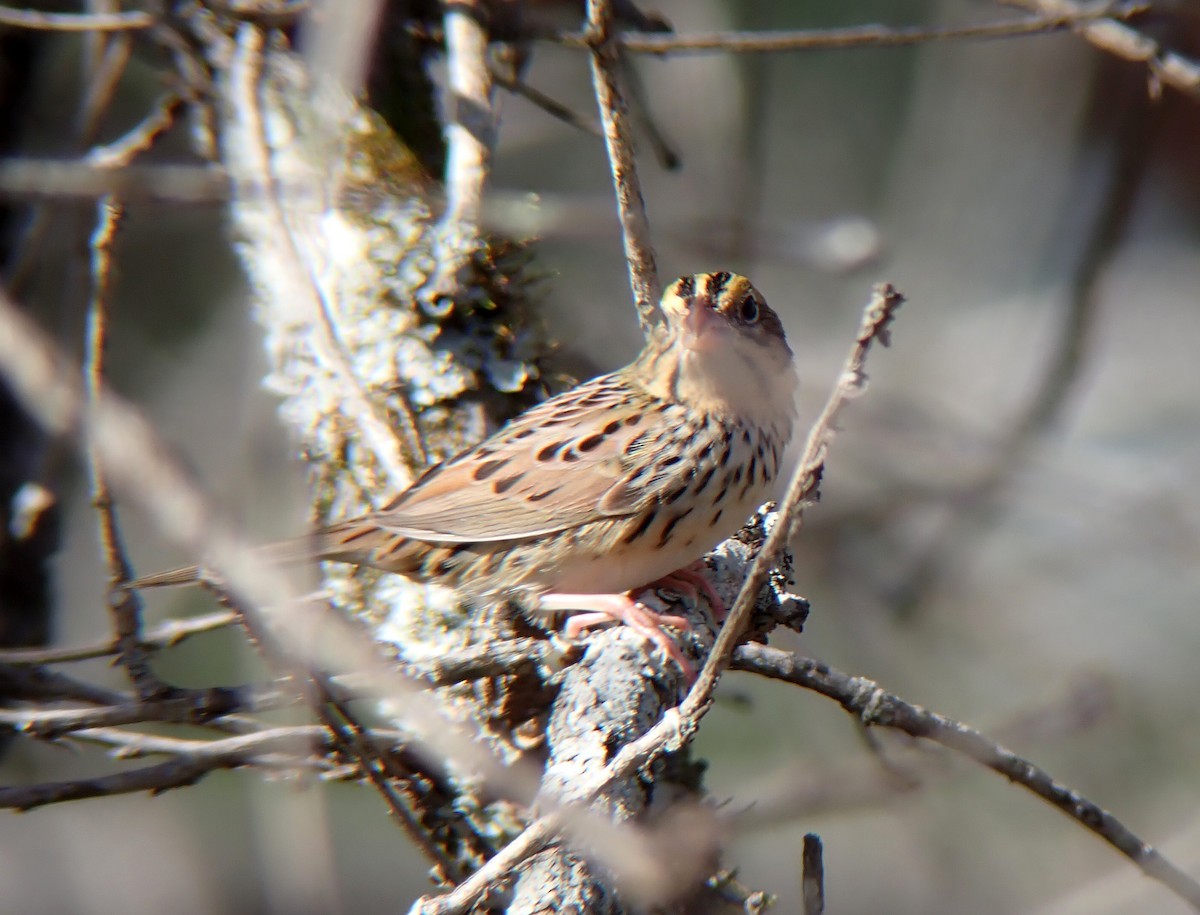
[681,299,719,350]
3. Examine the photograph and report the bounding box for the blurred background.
[3,0,1200,912]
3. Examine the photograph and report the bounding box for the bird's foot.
[649,560,727,620]
[542,591,694,680]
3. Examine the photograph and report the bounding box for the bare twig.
[1000,0,1200,98]
[0,757,228,811]
[86,93,185,170]
[412,814,564,915]
[489,62,603,138]
[732,674,1116,829]
[553,5,1146,54]
[585,0,660,333]
[78,30,134,143]
[66,722,402,765]
[732,644,1200,912]
[0,4,153,31]
[0,689,246,738]
[426,0,495,305]
[85,196,165,698]
[0,160,230,204]
[0,610,241,665]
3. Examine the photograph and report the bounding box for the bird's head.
[641,271,797,426]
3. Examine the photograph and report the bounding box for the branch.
[85,196,165,698]
[0,688,247,738]
[0,757,224,811]
[732,644,1200,912]
[223,22,418,491]
[0,4,152,31]
[552,5,1146,54]
[85,92,186,170]
[586,0,660,333]
[0,610,240,666]
[1000,0,1200,98]
[426,0,496,304]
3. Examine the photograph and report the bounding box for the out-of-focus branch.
[85,196,164,699]
[0,757,232,811]
[427,0,496,304]
[731,644,1200,912]
[553,5,1146,54]
[585,0,660,333]
[1000,0,1200,98]
[66,722,402,765]
[0,609,240,665]
[224,23,418,490]
[0,4,152,31]
[0,688,246,737]
[85,92,186,170]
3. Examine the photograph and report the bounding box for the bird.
[132,272,798,675]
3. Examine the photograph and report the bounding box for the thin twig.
[66,722,402,763]
[552,5,1147,53]
[489,62,602,138]
[0,160,230,204]
[585,0,660,333]
[426,0,495,304]
[86,92,185,170]
[0,689,247,737]
[732,673,1116,829]
[77,30,134,144]
[1000,0,1200,98]
[732,644,1200,912]
[0,4,153,31]
[0,610,241,665]
[412,815,564,915]
[85,196,164,698]
[317,685,466,885]
[0,757,224,811]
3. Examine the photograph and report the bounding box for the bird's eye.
[739,295,760,324]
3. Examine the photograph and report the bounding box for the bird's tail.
[125,536,318,590]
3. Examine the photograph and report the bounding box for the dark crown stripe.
[705,271,733,298]
[675,275,696,299]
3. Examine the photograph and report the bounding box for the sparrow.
[133,272,798,674]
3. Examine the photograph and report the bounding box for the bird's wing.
[367,374,666,543]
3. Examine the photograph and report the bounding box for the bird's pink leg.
[541,592,694,679]
[651,560,728,620]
